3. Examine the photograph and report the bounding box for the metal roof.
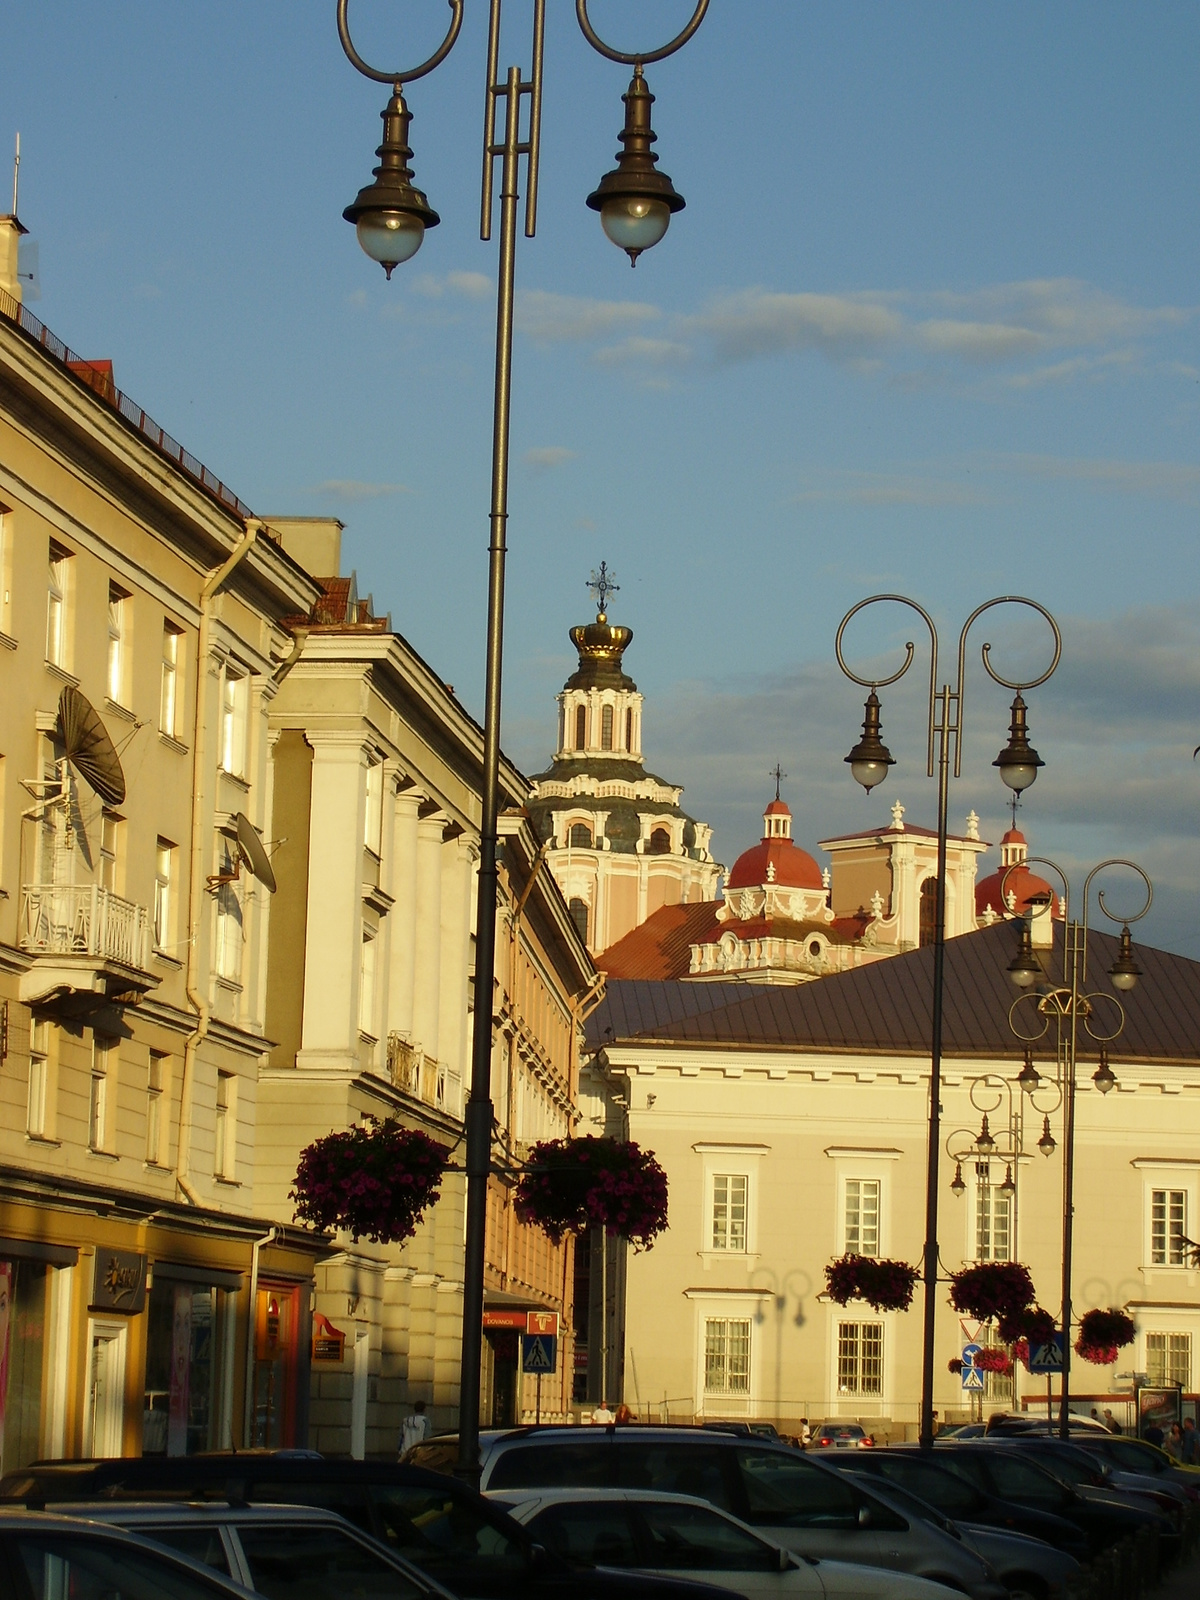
[587,920,1200,1065]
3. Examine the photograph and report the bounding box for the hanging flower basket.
[950,1262,1036,1323]
[291,1118,448,1245]
[973,1347,1013,1375]
[998,1304,1057,1348]
[825,1255,920,1313]
[514,1136,669,1251]
[1075,1308,1135,1366]
[948,1358,964,1374]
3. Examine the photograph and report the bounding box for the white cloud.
[991,453,1200,503]
[410,269,493,300]
[792,469,991,508]
[913,319,1042,361]
[305,479,413,501]
[514,288,660,343]
[592,336,691,368]
[522,446,577,472]
[682,289,904,364]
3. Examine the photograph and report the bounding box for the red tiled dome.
[727,837,825,891]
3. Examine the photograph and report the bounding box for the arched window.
[649,827,671,855]
[568,898,589,944]
[601,705,614,751]
[569,822,593,848]
[919,878,938,948]
[574,704,586,750]
[625,708,633,751]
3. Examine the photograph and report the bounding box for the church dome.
[727,797,825,892]
[976,825,1059,918]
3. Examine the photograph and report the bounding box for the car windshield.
[8,1532,239,1600]
[234,1523,428,1600]
[869,1459,983,1517]
[1015,1450,1101,1488]
[370,1484,530,1574]
[973,1454,1072,1511]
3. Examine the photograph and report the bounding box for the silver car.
[418,1427,1009,1600]
[491,1486,961,1600]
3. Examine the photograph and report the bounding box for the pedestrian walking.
[591,1400,615,1424]
[1102,1408,1122,1434]
[1163,1422,1185,1461]
[799,1418,812,1449]
[1181,1417,1198,1464]
[400,1399,430,1458]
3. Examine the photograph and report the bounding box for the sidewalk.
[1152,1550,1200,1600]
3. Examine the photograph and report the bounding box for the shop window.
[0,1260,49,1473]
[704,1318,750,1395]
[143,1279,219,1456]
[837,1321,883,1395]
[919,879,937,948]
[844,1179,880,1258]
[601,705,614,750]
[160,621,183,736]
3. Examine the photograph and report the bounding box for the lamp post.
[336,0,709,1486]
[836,594,1061,1449]
[1004,857,1152,1439]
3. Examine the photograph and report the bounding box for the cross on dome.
[587,561,619,620]
[770,762,787,801]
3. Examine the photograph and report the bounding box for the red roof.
[976,863,1058,919]
[597,901,721,980]
[727,837,824,891]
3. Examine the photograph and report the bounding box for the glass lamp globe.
[600,195,671,258]
[1000,760,1039,794]
[356,210,425,275]
[850,756,890,792]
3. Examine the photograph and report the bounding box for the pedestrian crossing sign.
[962,1364,985,1392]
[522,1333,557,1374]
[1029,1335,1065,1374]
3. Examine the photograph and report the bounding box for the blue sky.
[5,3,1199,954]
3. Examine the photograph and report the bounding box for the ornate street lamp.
[836,593,1061,1450]
[336,0,709,1487]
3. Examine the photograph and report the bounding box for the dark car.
[814,1447,1089,1560]
[929,1445,1174,1558]
[988,1437,1188,1522]
[1071,1434,1200,1502]
[0,1455,742,1600]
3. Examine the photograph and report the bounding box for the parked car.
[814,1446,1089,1559]
[703,1424,785,1443]
[813,1427,873,1451]
[838,1474,1082,1600]
[988,1437,1189,1521]
[492,1486,965,1600]
[980,1417,1111,1438]
[928,1445,1174,1558]
[413,1426,1008,1600]
[1071,1434,1200,1500]
[0,1454,735,1600]
[55,1501,454,1600]
[0,1509,262,1600]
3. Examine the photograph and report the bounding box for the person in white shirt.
[591,1401,615,1425]
[400,1400,431,1457]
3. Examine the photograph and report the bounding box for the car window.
[234,1524,427,1600]
[249,1480,372,1533]
[617,1444,735,1512]
[736,1449,863,1530]
[874,1460,980,1517]
[1104,1441,1166,1474]
[634,1501,779,1572]
[370,1484,529,1574]
[489,1442,615,1491]
[1021,1452,1097,1487]
[131,1526,232,1575]
[8,1532,239,1600]
[982,1456,1071,1511]
[528,1503,640,1567]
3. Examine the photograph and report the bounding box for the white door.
[350,1330,369,1460]
[86,1320,127,1457]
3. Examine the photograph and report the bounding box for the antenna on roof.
[12,132,18,214]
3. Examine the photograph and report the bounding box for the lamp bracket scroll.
[337,0,464,87]
[576,0,710,68]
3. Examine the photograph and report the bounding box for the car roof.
[488,1489,734,1508]
[1,1455,458,1500]
[52,1502,353,1524]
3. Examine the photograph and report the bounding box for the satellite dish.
[235,812,277,893]
[57,686,125,806]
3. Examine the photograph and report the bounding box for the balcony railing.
[20,883,151,971]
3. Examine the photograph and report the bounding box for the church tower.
[527,566,721,955]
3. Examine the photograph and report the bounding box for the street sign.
[528,1310,560,1337]
[522,1334,557,1374]
[1029,1334,1065,1374]
[962,1342,982,1364]
[962,1365,985,1392]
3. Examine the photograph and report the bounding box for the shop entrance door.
[252,1284,298,1448]
[489,1331,519,1426]
[86,1320,127,1457]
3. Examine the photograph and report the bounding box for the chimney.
[264,517,344,578]
[0,213,27,305]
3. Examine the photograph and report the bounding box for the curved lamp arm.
[955,596,1061,779]
[576,0,710,67]
[337,0,464,86]
[835,594,938,775]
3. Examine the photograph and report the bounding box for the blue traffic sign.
[522,1334,557,1374]
[962,1343,983,1363]
[962,1365,985,1392]
[1029,1334,1065,1374]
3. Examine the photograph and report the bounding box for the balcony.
[19,883,158,1006]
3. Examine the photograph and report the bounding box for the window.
[837,1321,883,1395]
[98,812,120,893]
[160,622,183,735]
[711,1174,748,1252]
[364,755,383,854]
[154,839,173,949]
[533,1503,639,1567]
[214,839,243,983]
[235,1525,427,1600]
[844,1178,880,1257]
[220,666,248,777]
[574,704,586,750]
[215,1071,235,1179]
[568,822,593,848]
[648,827,671,855]
[703,1317,750,1394]
[568,898,588,945]
[1146,1332,1191,1389]
[919,878,937,948]
[601,704,614,750]
[981,1325,1013,1401]
[625,708,633,751]
[359,929,377,1037]
[1151,1189,1187,1265]
[46,541,70,666]
[90,1036,115,1152]
[976,1178,1012,1262]
[146,1052,166,1165]
[27,1019,48,1138]
[106,582,129,704]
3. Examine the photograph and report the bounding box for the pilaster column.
[437,832,478,1112]
[297,729,367,1070]
[412,806,445,1064]
[388,786,422,1042]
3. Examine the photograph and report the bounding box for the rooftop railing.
[0,286,254,522]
